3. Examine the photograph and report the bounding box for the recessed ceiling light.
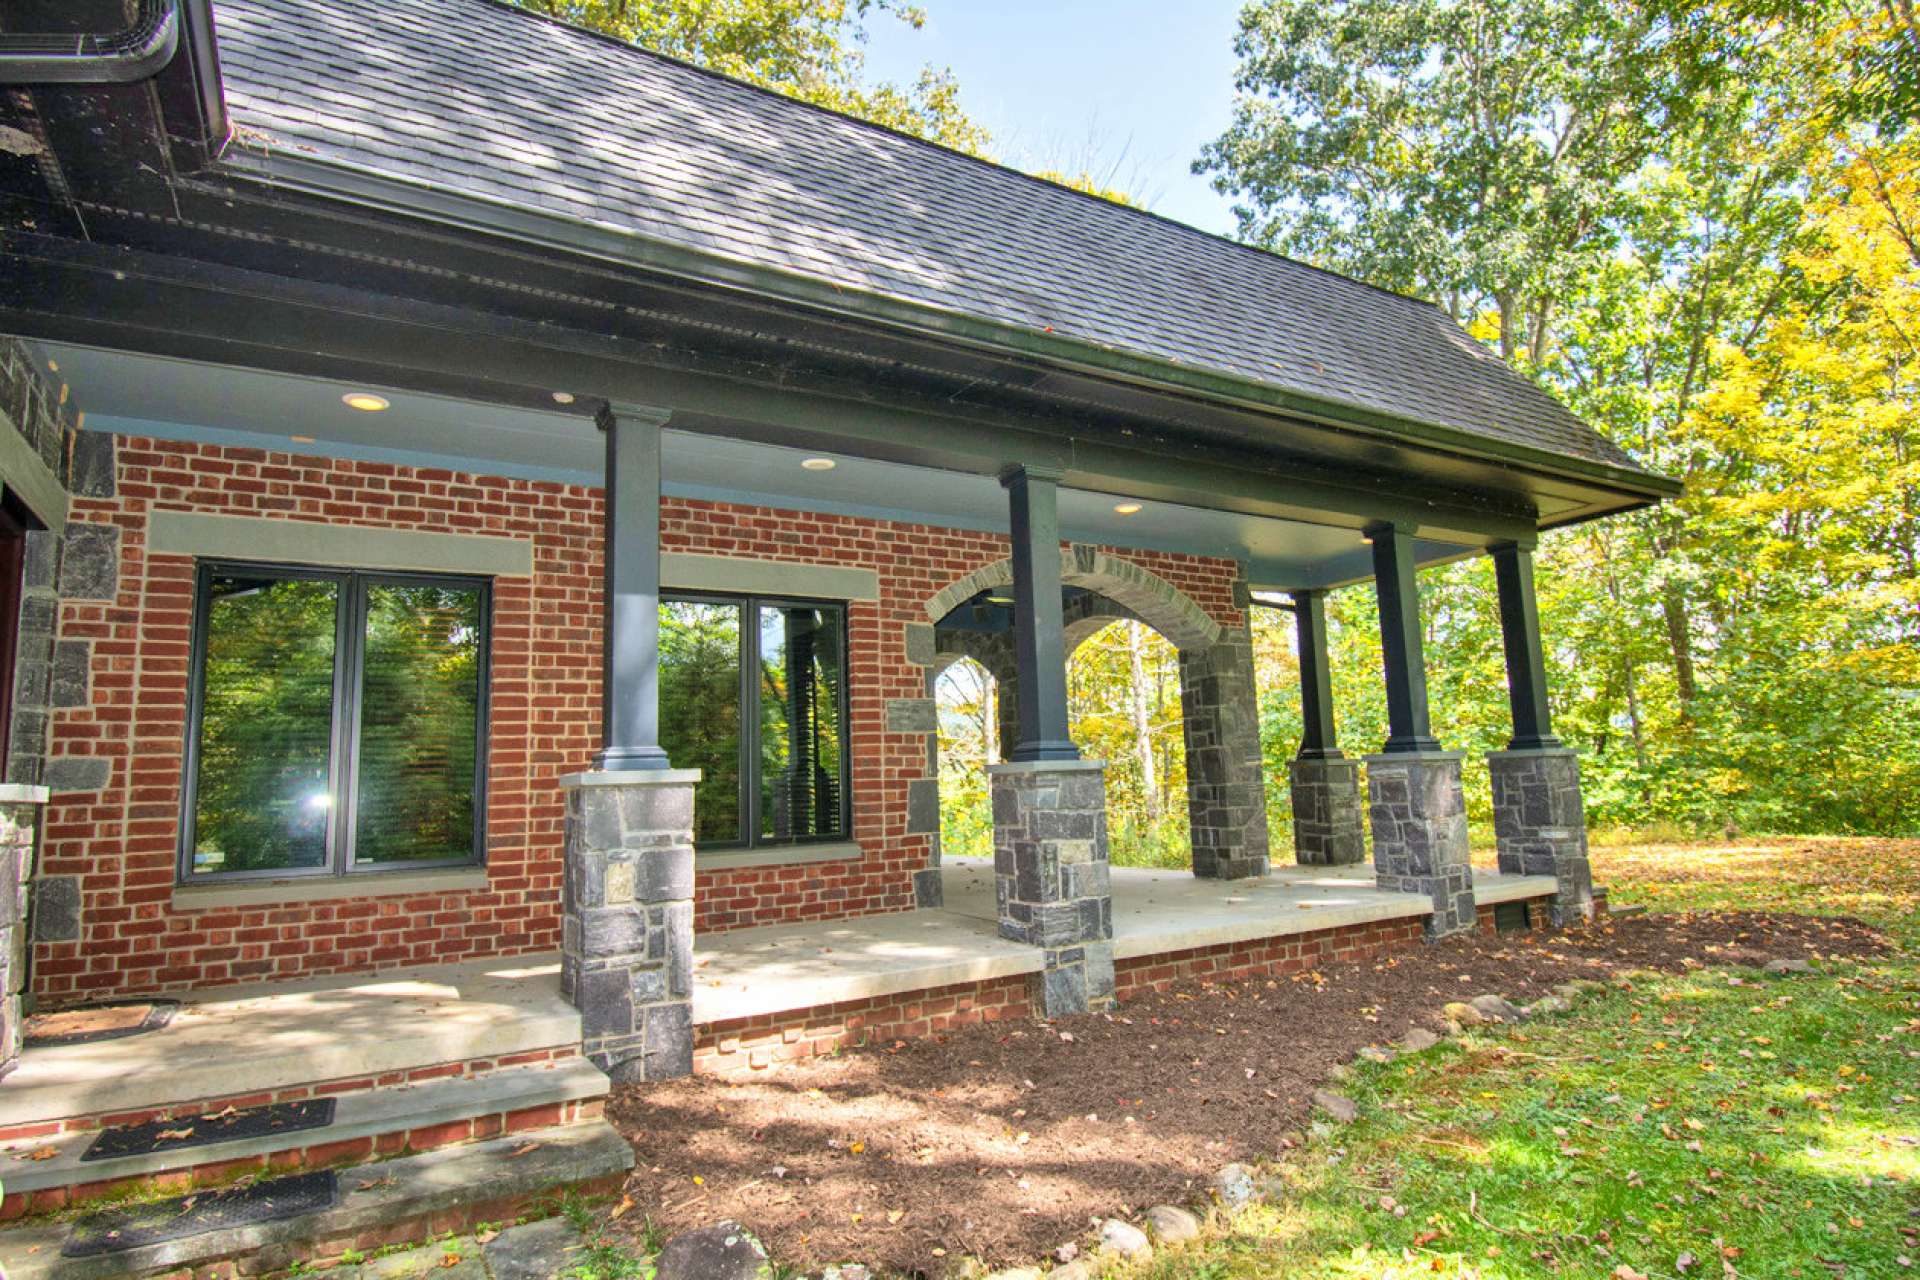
[290,434,316,445]
[551,391,576,405]
[1113,502,1144,515]
[342,392,390,412]
[800,457,836,471]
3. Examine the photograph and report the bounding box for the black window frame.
[179,560,492,884]
[661,591,852,852]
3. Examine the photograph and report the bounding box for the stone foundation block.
[1288,754,1366,866]
[0,790,47,1081]
[989,759,1114,1017]
[1488,747,1593,925]
[1179,627,1271,880]
[1364,752,1474,939]
[560,769,701,1083]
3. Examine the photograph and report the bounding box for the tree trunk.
[1127,622,1160,820]
[982,671,999,765]
[1661,582,1698,712]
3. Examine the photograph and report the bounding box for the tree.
[508,0,987,152]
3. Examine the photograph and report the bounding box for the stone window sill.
[697,842,863,871]
[171,867,490,912]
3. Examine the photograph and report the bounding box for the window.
[182,563,489,880]
[659,594,849,849]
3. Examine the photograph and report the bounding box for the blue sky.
[859,1,1245,236]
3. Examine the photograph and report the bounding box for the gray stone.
[885,698,938,734]
[1522,995,1571,1019]
[1180,622,1271,880]
[1142,1205,1201,1244]
[1212,1162,1257,1206]
[655,1222,772,1280]
[1050,1260,1096,1280]
[819,1265,873,1280]
[483,1216,589,1280]
[1097,1219,1151,1260]
[1399,1026,1441,1053]
[1467,994,1523,1024]
[49,641,89,709]
[42,755,109,792]
[1365,752,1475,939]
[56,523,118,602]
[906,777,940,835]
[1288,755,1366,867]
[1356,1045,1393,1064]
[1764,958,1812,975]
[903,623,936,667]
[69,431,115,499]
[912,866,944,908]
[1488,748,1594,925]
[30,875,78,943]
[989,761,1113,1018]
[1311,1090,1358,1124]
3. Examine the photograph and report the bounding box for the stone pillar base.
[1488,747,1593,926]
[0,787,47,1081]
[1364,751,1474,939]
[560,768,701,1084]
[1180,624,1271,881]
[1288,755,1365,866]
[989,760,1114,1018]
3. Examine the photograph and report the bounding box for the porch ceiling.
[38,342,1471,590]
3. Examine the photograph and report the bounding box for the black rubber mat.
[62,1170,338,1258]
[82,1098,337,1162]
[24,998,178,1048]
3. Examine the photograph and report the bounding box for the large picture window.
[182,562,489,881]
[659,594,849,849]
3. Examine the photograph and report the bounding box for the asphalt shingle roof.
[211,0,1648,475]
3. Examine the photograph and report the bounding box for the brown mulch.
[605,910,1884,1272]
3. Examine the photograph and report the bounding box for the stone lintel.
[559,768,703,790]
[0,785,50,806]
[986,759,1108,776]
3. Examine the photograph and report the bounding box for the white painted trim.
[662,552,878,601]
[171,867,490,911]
[698,841,864,870]
[0,784,50,805]
[147,511,533,576]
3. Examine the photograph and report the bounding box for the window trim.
[179,560,492,884]
[661,590,852,852]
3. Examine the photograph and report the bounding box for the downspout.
[0,0,180,84]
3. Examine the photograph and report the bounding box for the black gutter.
[0,0,180,84]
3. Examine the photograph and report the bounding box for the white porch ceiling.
[35,343,1470,590]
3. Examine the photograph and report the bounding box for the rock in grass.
[1356,1045,1394,1064]
[655,1222,772,1280]
[1098,1219,1151,1260]
[1467,994,1523,1024]
[484,1217,589,1280]
[1400,1027,1441,1052]
[821,1268,875,1280]
[982,1269,1039,1280]
[1312,1090,1359,1124]
[1764,958,1812,975]
[1522,994,1571,1019]
[1051,1259,1097,1280]
[1442,1000,1485,1026]
[1143,1205,1202,1244]
[1213,1162,1258,1206]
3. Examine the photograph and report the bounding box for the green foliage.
[1204,0,1920,838]
[506,0,987,153]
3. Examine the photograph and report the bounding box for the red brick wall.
[35,436,1248,1002]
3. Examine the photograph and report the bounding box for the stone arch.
[923,545,1223,652]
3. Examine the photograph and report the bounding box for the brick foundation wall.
[35,435,1247,1002]
[1113,916,1430,998]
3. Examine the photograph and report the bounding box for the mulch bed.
[605,910,1884,1272]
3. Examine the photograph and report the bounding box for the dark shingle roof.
[210,0,1647,475]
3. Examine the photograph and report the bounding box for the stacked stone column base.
[560,769,701,1084]
[0,789,45,1081]
[989,760,1114,1018]
[1488,747,1594,926]
[1287,755,1365,866]
[1179,624,1271,881]
[1364,751,1475,939]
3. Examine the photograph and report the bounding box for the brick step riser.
[0,1096,604,1220]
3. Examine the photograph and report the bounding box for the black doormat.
[25,998,178,1048]
[62,1170,339,1258]
[82,1097,338,1162]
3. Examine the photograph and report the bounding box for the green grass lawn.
[1125,838,1920,1280]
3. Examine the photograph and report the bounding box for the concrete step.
[0,1059,609,1217]
[0,1119,635,1280]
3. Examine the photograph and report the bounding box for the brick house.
[0,0,1674,1259]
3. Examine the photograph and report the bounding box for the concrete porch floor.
[0,955,581,1131]
[688,858,1556,1025]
